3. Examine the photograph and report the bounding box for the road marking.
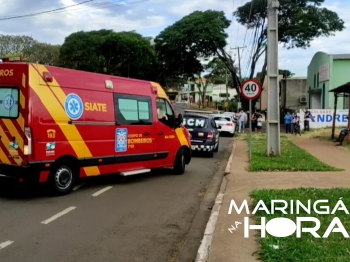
[73,182,86,191]
[0,241,13,250]
[91,186,113,197]
[41,206,76,225]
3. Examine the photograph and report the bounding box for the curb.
[195,142,236,262]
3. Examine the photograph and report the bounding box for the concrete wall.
[280,77,307,110]
[260,75,283,110]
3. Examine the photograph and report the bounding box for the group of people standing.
[235,110,263,133]
[284,108,311,135]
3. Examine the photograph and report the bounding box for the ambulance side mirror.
[176,114,183,127]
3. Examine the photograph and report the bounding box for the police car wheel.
[50,160,77,196]
[208,150,214,158]
[173,148,186,175]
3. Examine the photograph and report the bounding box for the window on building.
[0,87,19,119]
[317,73,319,87]
[322,83,325,109]
[114,94,153,125]
[314,74,316,88]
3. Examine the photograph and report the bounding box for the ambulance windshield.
[183,117,208,129]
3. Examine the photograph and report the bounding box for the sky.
[0,0,349,78]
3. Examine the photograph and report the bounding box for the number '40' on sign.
[244,84,257,93]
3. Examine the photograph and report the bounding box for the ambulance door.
[154,97,178,166]
[114,93,156,171]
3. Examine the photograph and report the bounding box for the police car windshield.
[183,116,208,129]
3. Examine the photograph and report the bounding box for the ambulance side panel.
[30,64,116,178]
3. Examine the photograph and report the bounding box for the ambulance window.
[114,94,153,125]
[0,87,19,119]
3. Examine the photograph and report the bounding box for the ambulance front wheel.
[173,148,186,175]
[49,159,78,196]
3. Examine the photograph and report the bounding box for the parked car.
[213,114,235,137]
[183,113,221,157]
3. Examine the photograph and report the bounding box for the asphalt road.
[0,136,233,262]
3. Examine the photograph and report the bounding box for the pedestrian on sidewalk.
[238,109,247,133]
[251,112,258,132]
[284,112,292,133]
[292,110,301,135]
[257,114,263,133]
[334,116,349,146]
[304,108,310,131]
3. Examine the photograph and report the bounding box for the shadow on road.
[0,169,173,200]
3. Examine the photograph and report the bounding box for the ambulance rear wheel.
[49,160,78,196]
[173,148,186,175]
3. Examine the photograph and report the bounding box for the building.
[260,75,307,111]
[307,52,350,109]
[260,75,283,110]
[280,77,307,110]
[181,80,237,103]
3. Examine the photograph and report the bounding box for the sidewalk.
[201,137,350,262]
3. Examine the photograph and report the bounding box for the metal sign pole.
[240,79,262,162]
[249,99,252,160]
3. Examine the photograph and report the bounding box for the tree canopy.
[154,10,240,91]
[59,30,157,80]
[234,0,345,80]
[0,34,60,65]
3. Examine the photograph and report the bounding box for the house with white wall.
[181,80,237,103]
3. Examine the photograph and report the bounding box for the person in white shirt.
[257,115,263,133]
[292,110,300,135]
[238,110,247,133]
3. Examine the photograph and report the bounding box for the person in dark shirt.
[304,108,310,131]
[334,116,349,146]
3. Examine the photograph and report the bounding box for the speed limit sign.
[240,79,262,100]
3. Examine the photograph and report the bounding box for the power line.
[0,0,148,22]
[0,0,95,21]
[241,0,266,78]
[233,0,243,48]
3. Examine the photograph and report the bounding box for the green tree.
[59,29,112,72]
[234,0,345,83]
[100,31,157,79]
[25,43,61,65]
[59,30,157,80]
[279,69,294,78]
[0,34,37,58]
[195,57,235,107]
[154,10,241,95]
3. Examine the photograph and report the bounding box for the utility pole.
[266,0,281,156]
[231,46,246,112]
[231,46,246,81]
